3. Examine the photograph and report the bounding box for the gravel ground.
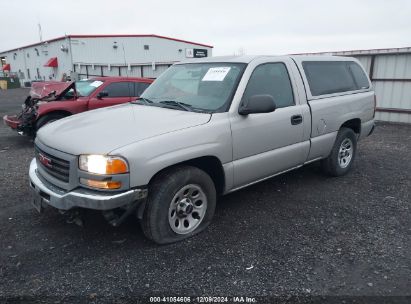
[0,88,410,303]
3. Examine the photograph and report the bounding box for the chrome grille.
[35,145,70,182]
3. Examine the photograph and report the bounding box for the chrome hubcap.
[338,138,353,168]
[168,184,207,234]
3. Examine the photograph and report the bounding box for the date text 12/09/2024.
[149,296,257,303]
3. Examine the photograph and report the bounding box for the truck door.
[230,60,310,188]
[88,81,134,110]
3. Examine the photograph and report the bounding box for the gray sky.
[1,0,410,55]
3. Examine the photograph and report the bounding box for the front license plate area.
[32,192,44,214]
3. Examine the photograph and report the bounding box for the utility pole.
[38,23,43,42]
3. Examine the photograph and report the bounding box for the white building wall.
[71,36,212,79]
[71,36,212,65]
[355,53,411,124]
[0,35,213,83]
[0,38,73,85]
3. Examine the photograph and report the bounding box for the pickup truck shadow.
[37,161,327,249]
[219,162,325,211]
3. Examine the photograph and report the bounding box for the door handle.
[291,115,303,125]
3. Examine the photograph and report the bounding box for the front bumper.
[29,158,147,210]
[3,114,21,130]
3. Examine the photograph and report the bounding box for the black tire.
[35,113,68,131]
[141,165,216,244]
[321,127,357,177]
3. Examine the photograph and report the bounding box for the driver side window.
[242,63,294,109]
[103,82,134,97]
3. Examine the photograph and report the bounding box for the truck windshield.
[140,63,246,112]
[75,80,104,97]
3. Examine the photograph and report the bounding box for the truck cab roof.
[179,55,356,64]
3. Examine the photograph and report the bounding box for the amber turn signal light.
[106,158,128,175]
[80,178,121,189]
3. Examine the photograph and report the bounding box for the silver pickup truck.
[29,55,375,244]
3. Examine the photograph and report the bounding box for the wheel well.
[151,156,226,195]
[341,118,361,134]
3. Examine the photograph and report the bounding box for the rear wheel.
[141,166,216,244]
[322,127,357,176]
[35,113,68,131]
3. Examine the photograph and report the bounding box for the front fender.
[37,99,88,117]
[111,114,233,188]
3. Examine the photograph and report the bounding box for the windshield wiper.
[158,100,193,112]
[133,98,208,113]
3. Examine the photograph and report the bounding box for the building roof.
[0,34,213,54]
[179,55,351,64]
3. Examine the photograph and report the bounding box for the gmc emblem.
[38,153,52,168]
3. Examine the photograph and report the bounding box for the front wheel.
[141,166,216,244]
[322,127,357,176]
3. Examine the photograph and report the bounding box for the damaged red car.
[3,77,153,136]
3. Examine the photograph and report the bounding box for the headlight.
[79,155,128,175]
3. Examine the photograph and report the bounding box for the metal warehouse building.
[303,47,411,123]
[0,34,213,84]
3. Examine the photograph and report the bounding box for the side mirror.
[239,94,276,115]
[97,91,109,99]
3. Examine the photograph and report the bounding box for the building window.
[27,69,31,79]
[144,45,149,50]
[27,53,30,58]
[36,68,41,79]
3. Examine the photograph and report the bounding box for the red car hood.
[30,81,74,99]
